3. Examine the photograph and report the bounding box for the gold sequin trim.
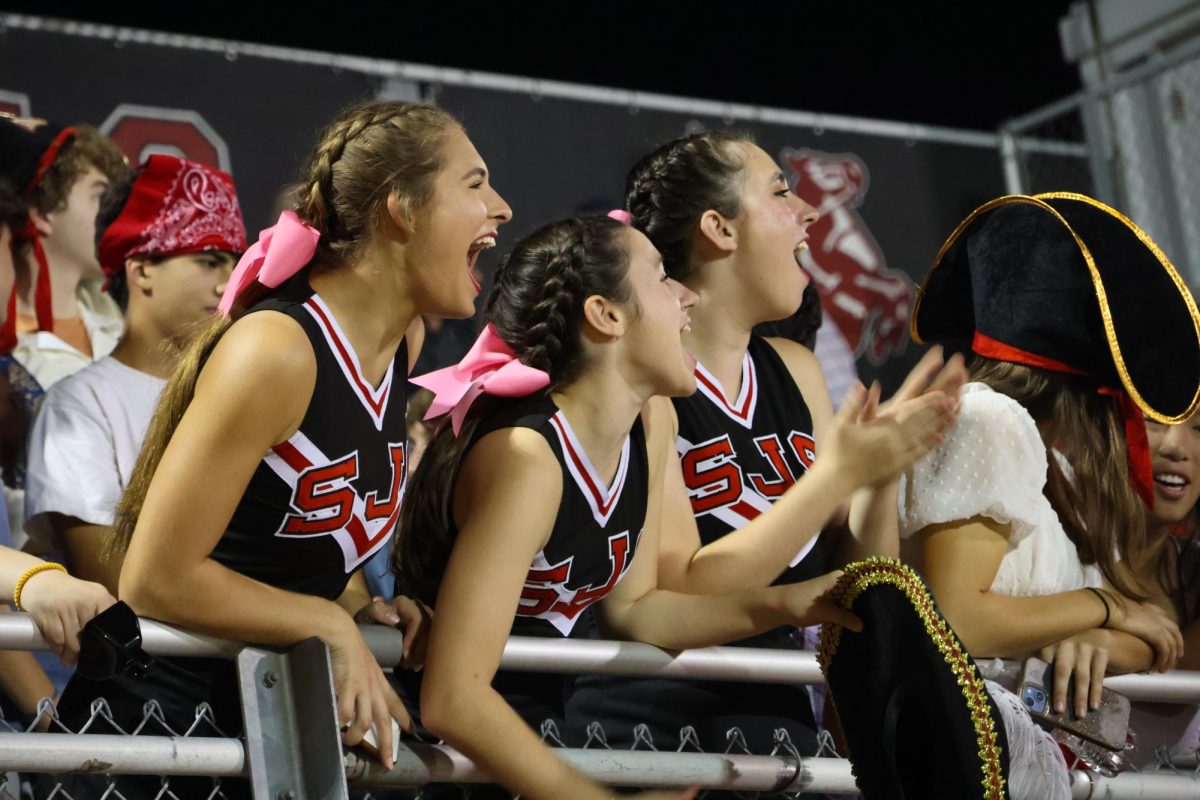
[817,557,1007,800]
[911,193,1200,424]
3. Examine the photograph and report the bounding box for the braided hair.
[395,215,633,604]
[625,130,752,281]
[295,100,459,267]
[109,100,460,557]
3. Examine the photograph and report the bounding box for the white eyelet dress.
[899,382,1104,800]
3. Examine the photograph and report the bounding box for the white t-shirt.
[24,356,165,531]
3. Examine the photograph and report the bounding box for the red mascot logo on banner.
[783,148,913,365]
[100,104,231,172]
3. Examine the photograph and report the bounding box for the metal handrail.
[2,613,1197,701]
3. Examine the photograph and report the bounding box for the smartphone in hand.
[1019,657,1129,752]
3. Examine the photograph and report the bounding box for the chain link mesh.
[1003,50,1200,287]
[0,696,234,800]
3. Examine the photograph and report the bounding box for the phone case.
[358,718,402,763]
[1019,657,1130,751]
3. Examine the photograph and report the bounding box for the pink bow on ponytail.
[217,210,320,317]
[607,209,632,224]
[411,323,551,435]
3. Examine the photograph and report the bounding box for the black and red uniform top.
[415,392,648,732]
[461,393,647,640]
[673,334,831,588]
[211,281,408,599]
[562,336,831,753]
[55,278,411,758]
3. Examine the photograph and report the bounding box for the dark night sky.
[2,1,1082,131]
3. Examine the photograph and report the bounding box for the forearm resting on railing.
[601,584,806,651]
[120,557,354,649]
[939,587,1108,659]
[420,674,610,800]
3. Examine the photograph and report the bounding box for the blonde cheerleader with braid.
[49,101,512,800]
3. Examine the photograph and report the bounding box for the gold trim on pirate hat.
[818,558,1008,800]
[911,192,1200,424]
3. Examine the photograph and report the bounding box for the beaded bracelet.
[1085,586,1111,629]
[13,562,67,611]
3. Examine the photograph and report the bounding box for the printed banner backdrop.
[0,27,378,235]
[2,24,1008,389]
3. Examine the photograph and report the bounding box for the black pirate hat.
[819,558,1009,800]
[912,192,1200,424]
[0,115,75,197]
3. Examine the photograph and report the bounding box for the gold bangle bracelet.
[13,562,67,611]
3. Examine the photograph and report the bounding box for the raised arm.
[600,399,861,648]
[655,344,956,595]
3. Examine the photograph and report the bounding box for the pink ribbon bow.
[411,323,551,435]
[607,209,632,224]
[217,210,320,317]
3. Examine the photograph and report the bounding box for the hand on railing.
[18,570,115,667]
[1039,629,1113,718]
[354,594,432,670]
[1103,591,1183,672]
[328,617,413,770]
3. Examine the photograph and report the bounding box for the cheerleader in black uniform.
[49,101,513,799]
[566,132,965,757]
[395,214,867,800]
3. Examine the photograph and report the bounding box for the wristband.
[13,562,67,611]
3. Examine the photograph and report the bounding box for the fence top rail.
[3,12,1007,150]
[2,613,1197,701]
[1000,32,1200,134]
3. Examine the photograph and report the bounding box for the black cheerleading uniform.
[402,394,648,800]
[567,336,835,757]
[405,393,647,730]
[478,395,648,729]
[49,281,409,800]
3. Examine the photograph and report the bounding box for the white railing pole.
[0,733,245,776]
[1104,672,1200,704]
[5,614,1200,702]
[1070,769,1200,799]
[0,613,240,658]
[347,746,859,794]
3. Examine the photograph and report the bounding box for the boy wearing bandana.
[24,155,246,598]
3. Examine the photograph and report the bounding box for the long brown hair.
[105,101,460,559]
[971,358,1168,599]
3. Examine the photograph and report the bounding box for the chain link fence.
[5,618,1200,798]
[999,37,1200,289]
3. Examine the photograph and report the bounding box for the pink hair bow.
[607,209,632,224]
[217,210,320,317]
[411,323,551,435]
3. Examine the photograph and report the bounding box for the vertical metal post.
[237,638,349,800]
[1139,75,1190,267]
[999,128,1025,194]
[1078,91,1121,205]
